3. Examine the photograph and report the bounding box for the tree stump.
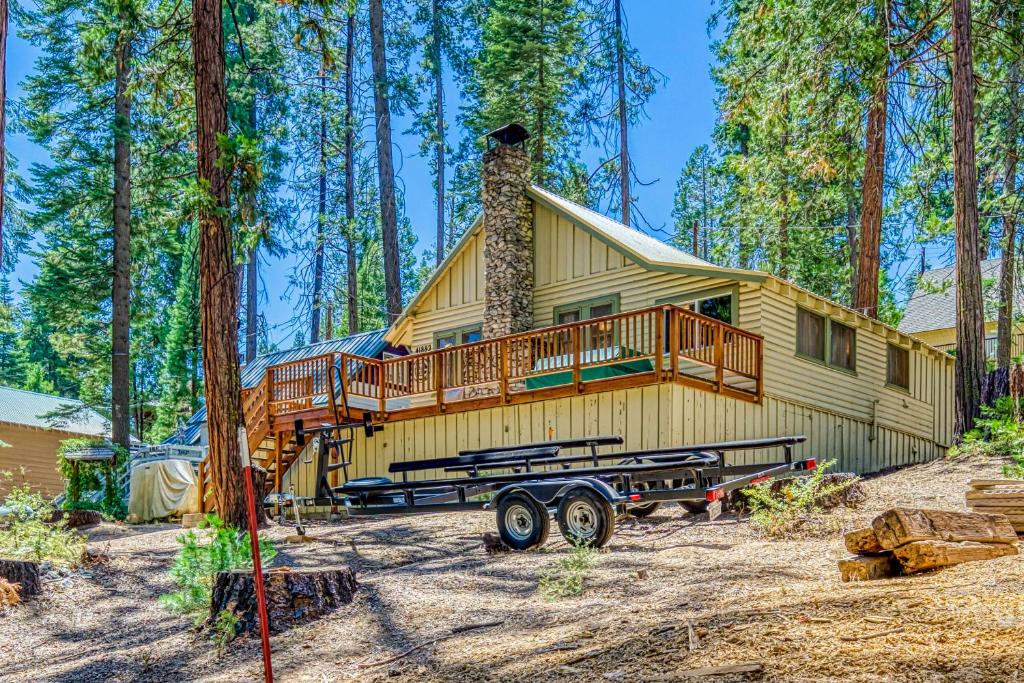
[0,560,41,598]
[48,509,103,528]
[209,567,357,635]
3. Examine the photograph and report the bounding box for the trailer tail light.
[628,494,643,501]
[805,458,817,470]
[705,487,724,502]
[750,475,770,485]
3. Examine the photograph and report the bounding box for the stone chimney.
[482,124,534,338]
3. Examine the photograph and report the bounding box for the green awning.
[524,358,655,390]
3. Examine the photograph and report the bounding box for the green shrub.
[0,475,85,566]
[949,399,1024,477]
[159,513,277,622]
[56,439,128,519]
[741,460,857,539]
[211,609,241,654]
[538,541,598,599]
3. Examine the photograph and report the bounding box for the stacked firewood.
[839,508,1019,581]
[966,480,1024,533]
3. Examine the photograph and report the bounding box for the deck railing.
[243,304,763,429]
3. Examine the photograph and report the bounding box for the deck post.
[668,307,680,381]
[435,352,445,413]
[500,338,510,403]
[714,325,725,393]
[378,358,386,417]
[572,326,582,392]
[654,307,665,379]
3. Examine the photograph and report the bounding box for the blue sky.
[4,1,940,348]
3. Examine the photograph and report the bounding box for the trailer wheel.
[626,482,660,518]
[680,500,709,514]
[556,488,615,548]
[496,492,549,551]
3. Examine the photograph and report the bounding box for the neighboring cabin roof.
[0,385,109,436]
[387,185,768,342]
[168,329,389,445]
[898,258,1016,334]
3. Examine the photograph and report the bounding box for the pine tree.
[0,274,27,387]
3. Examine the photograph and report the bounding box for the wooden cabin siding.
[280,382,944,495]
[757,283,954,447]
[0,423,73,498]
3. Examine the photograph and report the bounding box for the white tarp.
[128,459,199,522]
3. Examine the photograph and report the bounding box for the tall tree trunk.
[846,177,859,298]
[854,80,887,318]
[614,0,629,226]
[996,51,1020,367]
[0,0,6,265]
[310,64,327,344]
[433,0,446,265]
[368,0,402,322]
[245,247,257,362]
[193,0,248,527]
[951,0,985,440]
[111,32,132,453]
[345,9,359,334]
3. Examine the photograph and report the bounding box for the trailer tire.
[625,482,661,518]
[556,488,615,548]
[680,500,709,514]
[496,493,549,551]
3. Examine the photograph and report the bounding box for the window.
[796,308,857,371]
[830,321,856,372]
[656,287,736,324]
[796,308,826,361]
[887,344,910,389]
[553,294,620,325]
[434,325,482,349]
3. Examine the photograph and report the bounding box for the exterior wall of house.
[278,381,945,495]
[757,280,955,449]
[911,322,1024,358]
[0,423,76,498]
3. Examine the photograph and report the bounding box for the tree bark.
[193,0,247,527]
[433,0,446,264]
[209,567,357,635]
[311,63,327,345]
[951,0,986,440]
[368,0,402,323]
[996,55,1019,368]
[0,0,6,265]
[345,9,358,334]
[853,79,887,319]
[111,31,132,452]
[0,560,40,598]
[614,0,630,227]
[245,247,257,362]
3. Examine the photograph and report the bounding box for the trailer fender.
[488,478,621,511]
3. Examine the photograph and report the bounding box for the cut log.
[892,540,1019,574]
[0,559,41,598]
[969,479,1024,489]
[48,509,103,528]
[966,498,1024,508]
[871,508,1017,549]
[209,567,357,636]
[844,527,885,554]
[838,554,900,582]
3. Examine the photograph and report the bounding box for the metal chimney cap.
[484,123,530,148]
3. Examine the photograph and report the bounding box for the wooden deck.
[197,305,763,511]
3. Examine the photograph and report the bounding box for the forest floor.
[3,453,1024,683]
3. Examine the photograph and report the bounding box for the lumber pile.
[966,480,1024,534]
[838,508,1018,581]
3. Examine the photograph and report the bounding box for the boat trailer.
[275,413,814,550]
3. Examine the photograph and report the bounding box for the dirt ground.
[3,454,1023,683]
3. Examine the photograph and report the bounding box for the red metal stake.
[239,427,274,683]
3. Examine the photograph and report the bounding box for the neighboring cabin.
[0,385,110,498]
[898,257,1024,360]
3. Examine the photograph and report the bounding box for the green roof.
[0,385,109,436]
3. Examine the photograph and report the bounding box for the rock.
[844,527,885,554]
[181,513,206,529]
[208,567,357,635]
[0,559,41,598]
[871,508,1018,550]
[892,540,1019,574]
[838,554,901,582]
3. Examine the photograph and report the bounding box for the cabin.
[0,385,110,498]
[899,257,1024,360]
[194,125,956,510]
